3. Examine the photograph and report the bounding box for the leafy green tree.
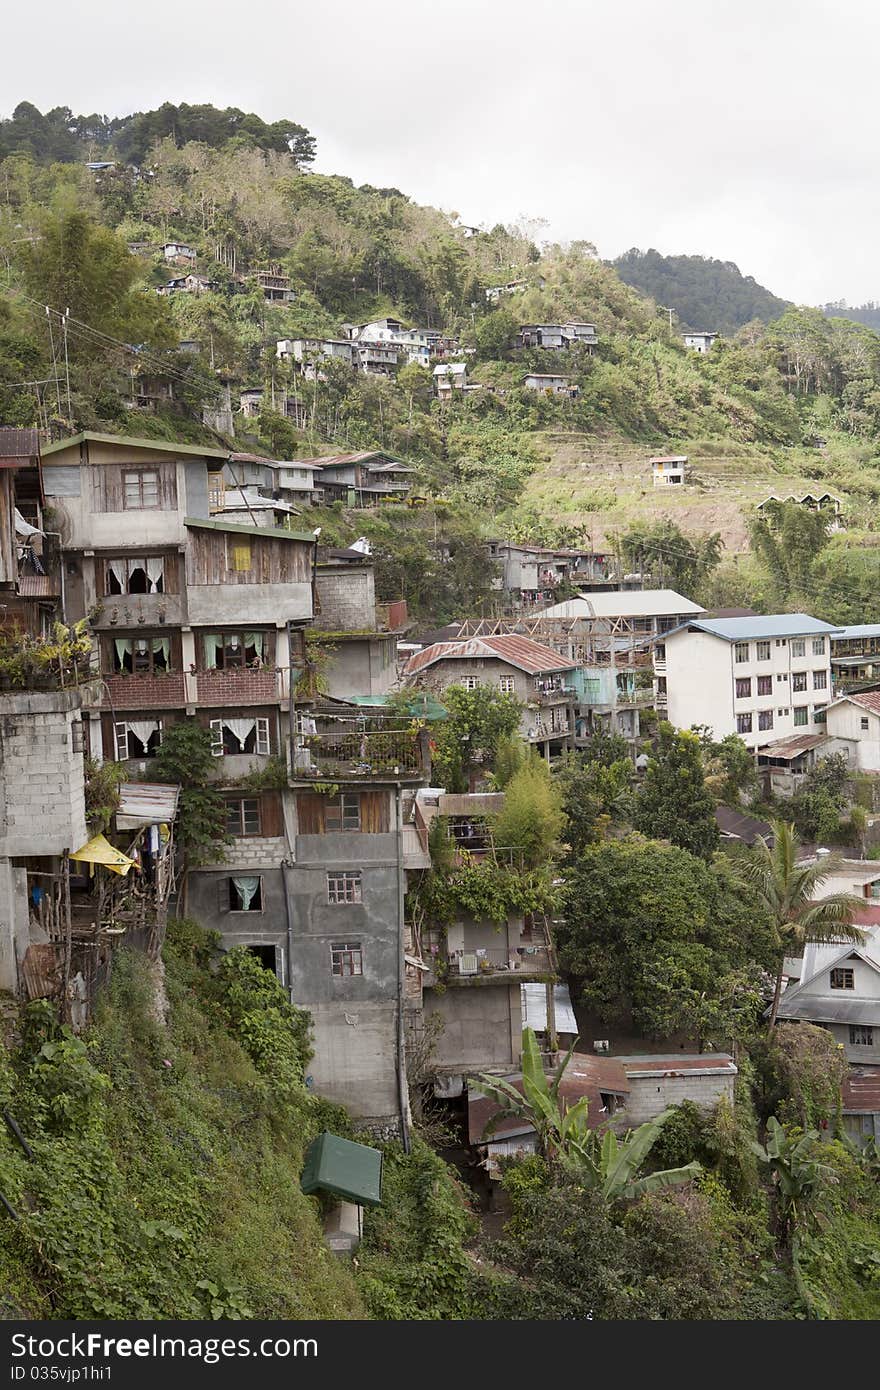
[562,1111,700,1201]
[748,500,831,607]
[618,519,721,598]
[751,1117,838,1240]
[555,750,634,855]
[153,720,230,903]
[634,723,719,858]
[492,758,564,867]
[697,730,759,806]
[474,306,518,359]
[737,820,864,1029]
[428,684,523,792]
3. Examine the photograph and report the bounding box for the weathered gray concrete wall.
[306,999,400,1121]
[0,689,89,858]
[423,982,520,1072]
[624,1071,735,1125]
[314,565,375,631]
[323,635,396,700]
[0,860,29,993]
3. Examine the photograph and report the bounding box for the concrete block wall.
[221,836,287,871]
[0,690,88,858]
[314,566,376,631]
[623,1072,735,1126]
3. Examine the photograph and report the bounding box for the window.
[225,797,261,836]
[228,876,262,912]
[462,677,479,691]
[814,705,827,723]
[111,635,171,674]
[812,638,826,655]
[736,713,753,734]
[777,708,789,718]
[105,556,165,595]
[830,968,855,990]
[123,469,160,509]
[209,717,271,756]
[758,709,774,731]
[735,677,751,699]
[756,641,771,661]
[861,716,871,731]
[202,631,267,669]
[327,871,362,904]
[734,642,749,663]
[791,639,806,658]
[813,670,827,690]
[794,707,809,727]
[499,676,516,693]
[227,536,253,573]
[792,672,808,692]
[850,1025,874,1047]
[331,941,363,977]
[114,719,162,760]
[324,794,361,831]
[756,675,773,696]
[776,672,788,682]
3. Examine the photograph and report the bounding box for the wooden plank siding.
[95,551,180,595]
[296,790,390,834]
[185,528,311,587]
[88,461,178,513]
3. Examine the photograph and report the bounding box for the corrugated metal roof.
[521,982,578,1034]
[184,516,314,543]
[776,994,880,1026]
[292,450,400,467]
[618,1053,737,1078]
[468,1056,630,1145]
[832,625,880,640]
[16,575,60,597]
[649,454,688,464]
[674,614,840,641]
[41,431,229,460]
[0,428,40,465]
[843,1066,880,1114]
[404,634,577,677]
[715,806,774,844]
[834,690,880,715]
[757,733,831,761]
[540,590,704,619]
[116,782,180,829]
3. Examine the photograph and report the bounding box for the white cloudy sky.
[6,0,878,304]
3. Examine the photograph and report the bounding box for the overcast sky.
[5,0,878,304]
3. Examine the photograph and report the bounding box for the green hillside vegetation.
[613,248,791,335]
[4,101,880,621]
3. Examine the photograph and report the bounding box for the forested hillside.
[612,248,791,335]
[4,101,880,624]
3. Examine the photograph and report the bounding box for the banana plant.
[565,1110,701,1201]
[473,1027,591,1158]
[751,1116,838,1237]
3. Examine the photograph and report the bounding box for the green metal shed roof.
[347,693,449,720]
[41,430,230,460]
[184,516,315,543]
[300,1132,383,1206]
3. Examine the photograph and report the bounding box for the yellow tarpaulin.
[69,834,137,877]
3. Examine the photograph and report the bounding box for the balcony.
[95,594,184,629]
[195,667,280,706]
[293,726,425,781]
[422,936,554,986]
[535,684,576,705]
[101,671,187,709]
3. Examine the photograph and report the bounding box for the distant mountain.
[611,248,790,336]
[820,301,880,332]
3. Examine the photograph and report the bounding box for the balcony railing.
[195,667,280,706]
[102,671,187,708]
[294,727,423,779]
[535,684,576,704]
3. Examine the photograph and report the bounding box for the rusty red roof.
[618,1053,736,1077]
[841,690,880,716]
[468,1057,629,1145]
[404,634,577,677]
[0,428,40,467]
[842,1066,880,1114]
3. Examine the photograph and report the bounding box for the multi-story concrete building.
[662,613,839,750]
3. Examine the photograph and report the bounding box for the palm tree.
[473,1028,590,1159]
[738,819,865,1030]
[564,1113,700,1201]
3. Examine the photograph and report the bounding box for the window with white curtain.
[201,631,267,669]
[111,635,171,674]
[209,717,271,756]
[229,876,262,912]
[114,720,163,760]
[104,556,166,595]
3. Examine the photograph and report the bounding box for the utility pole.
[62,307,72,420]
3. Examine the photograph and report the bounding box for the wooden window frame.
[114,719,163,761]
[225,796,262,837]
[209,716,272,757]
[122,468,160,510]
[830,967,855,990]
[327,870,362,904]
[331,940,363,977]
[324,793,361,832]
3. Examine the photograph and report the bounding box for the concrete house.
[162,242,196,264]
[662,614,839,751]
[296,452,413,506]
[404,633,577,761]
[252,269,295,303]
[757,493,843,533]
[650,454,688,487]
[776,926,880,1065]
[756,731,857,797]
[156,274,214,296]
[682,332,718,353]
[523,373,579,397]
[312,550,408,700]
[825,691,880,771]
[276,338,355,375]
[433,363,468,398]
[517,323,598,350]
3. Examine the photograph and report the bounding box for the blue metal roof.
[832,624,880,640]
[669,614,841,642]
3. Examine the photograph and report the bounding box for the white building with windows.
[682,332,718,353]
[825,690,880,772]
[663,614,840,750]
